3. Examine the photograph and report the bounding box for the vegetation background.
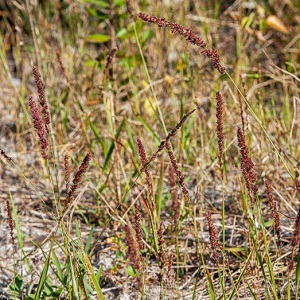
[0,0,300,299]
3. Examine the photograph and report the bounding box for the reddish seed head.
[216,91,224,179]
[237,127,257,202]
[32,66,51,128]
[291,207,300,247]
[206,210,222,267]
[29,96,49,160]
[137,138,153,198]
[105,47,118,70]
[64,153,92,210]
[166,141,189,204]
[0,148,12,162]
[265,180,281,245]
[138,13,225,74]
[126,0,133,19]
[6,199,14,246]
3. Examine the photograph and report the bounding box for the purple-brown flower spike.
[32,66,51,130]
[206,210,222,267]
[137,138,153,198]
[64,152,92,210]
[216,91,224,179]
[29,96,49,160]
[265,180,281,245]
[138,13,226,74]
[237,127,257,202]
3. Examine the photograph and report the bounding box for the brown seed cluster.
[237,127,257,202]
[32,66,51,130]
[105,47,118,70]
[124,224,143,289]
[291,208,300,247]
[64,154,70,193]
[216,91,224,179]
[291,179,300,247]
[166,141,189,204]
[169,165,180,228]
[55,47,70,83]
[64,153,92,210]
[137,138,153,198]
[138,13,225,74]
[6,199,14,246]
[134,203,144,250]
[141,109,196,172]
[29,95,49,160]
[0,148,12,162]
[157,222,166,283]
[126,0,133,19]
[206,210,222,267]
[201,48,226,74]
[265,180,281,245]
[138,13,207,48]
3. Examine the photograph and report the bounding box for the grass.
[1,0,300,299]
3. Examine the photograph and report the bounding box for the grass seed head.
[65,152,92,210]
[166,141,189,204]
[137,138,153,198]
[206,210,222,267]
[237,127,258,202]
[216,91,224,179]
[6,199,14,246]
[32,66,51,129]
[265,180,281,245]
[138,13,226,73]
[29,95,49,160]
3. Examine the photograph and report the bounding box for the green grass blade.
[103,118,125,170]
[85,224,95,253]
[51,248,64,283]
[89,119,106,150]
[34,249,51,300]
[83,252,104,299]
[137,115,160,144]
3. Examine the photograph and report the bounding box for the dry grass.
[0,0,300,299]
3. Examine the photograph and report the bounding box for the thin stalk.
[132,22,168,136]
[225,71,293,179]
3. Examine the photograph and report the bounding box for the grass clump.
[1,0,300,299]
